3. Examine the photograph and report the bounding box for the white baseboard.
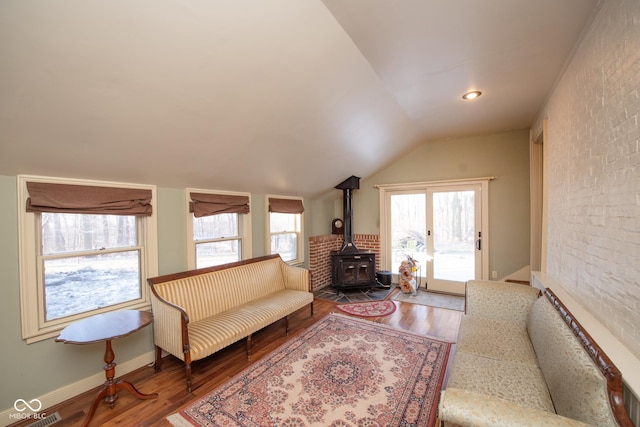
[0,350,155,427]
[500,265,531,282]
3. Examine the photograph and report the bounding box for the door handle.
[476,239,482,250]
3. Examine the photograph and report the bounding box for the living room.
[1,0,639,426]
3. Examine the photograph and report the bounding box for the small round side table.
[56,309,158,427]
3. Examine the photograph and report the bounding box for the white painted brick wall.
[533,0,640,359]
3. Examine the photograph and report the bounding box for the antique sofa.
[147,254,314,392]
[438,280,633,427]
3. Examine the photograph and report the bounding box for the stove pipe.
[335,175,360,253]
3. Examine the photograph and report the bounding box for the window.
[186,189,251,269]
[17,175,158,343]
[267,196,304,264]
[41,213,142,321]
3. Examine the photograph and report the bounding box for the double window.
[186,189,251,269]
[267,196,304,264]
[17,176,158,343]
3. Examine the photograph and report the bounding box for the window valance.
[189,193,250,218]
[26,182,152,216]
[268,198,304,214]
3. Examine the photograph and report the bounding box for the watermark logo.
[14,399,42,412]
[10,398,46,420]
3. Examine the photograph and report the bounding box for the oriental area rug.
[167,313,451,427]
[335,300,397,317]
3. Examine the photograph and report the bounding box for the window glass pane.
[390,193,427,274]
[193,213,238,240]
[44,250,141,321]
[42,213,136,255]
[271,233,297,261]
[270,212,296,233]
[432,190,475,282]
[196,240,240,268]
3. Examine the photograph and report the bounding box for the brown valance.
[26,182,153,216]
[189,193,250,218]
[268,197,304,214]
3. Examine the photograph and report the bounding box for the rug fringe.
[166,413,194,427]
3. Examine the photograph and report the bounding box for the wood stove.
[331,176,377,290]
[331,251,376,289]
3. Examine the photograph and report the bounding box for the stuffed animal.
[398,257,418,295]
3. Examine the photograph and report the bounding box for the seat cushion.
[456,315,538,365]
[188,289,313,360]
[447,351,555,413]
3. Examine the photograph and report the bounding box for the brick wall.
[532,0,640,359]
[308,234,381,291]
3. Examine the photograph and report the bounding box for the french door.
[382,180,488,295]
[426,185,482,293]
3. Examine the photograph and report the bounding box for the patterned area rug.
[393,290,465,311]
[335,300,397,317]
[167,314,451,427]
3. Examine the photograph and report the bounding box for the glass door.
[384,181,487,295]
[389,192,427,287]
[426,184,482,294]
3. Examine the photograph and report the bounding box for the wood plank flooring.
[10,294,462,427]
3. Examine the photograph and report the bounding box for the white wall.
[532,0,640,360]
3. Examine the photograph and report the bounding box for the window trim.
[265,195,304,265]
[17,175,158,343]
[185,188,252,270]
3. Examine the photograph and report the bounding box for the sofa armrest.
[149,291,189,361]
[439,389,592,427]
[465,280,539,324]
[281,262,311,292]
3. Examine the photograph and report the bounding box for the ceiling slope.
[322,0,600,141]
[0,1,599,196]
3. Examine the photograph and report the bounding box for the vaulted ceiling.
[0,0,599,196]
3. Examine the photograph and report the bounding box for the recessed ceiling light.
[462,91,482,100]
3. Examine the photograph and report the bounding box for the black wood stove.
[331,176,377,290]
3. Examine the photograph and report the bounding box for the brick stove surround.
[308,234,380,291]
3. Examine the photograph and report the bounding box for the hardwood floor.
[10,295,462,427]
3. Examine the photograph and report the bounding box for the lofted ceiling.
[0,0,599,197]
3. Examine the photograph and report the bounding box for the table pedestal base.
[82,339,158,427]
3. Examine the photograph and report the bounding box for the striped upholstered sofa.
[438,280,633,427]
[147,254,314,392]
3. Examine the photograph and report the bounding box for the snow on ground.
[44,256,140,321]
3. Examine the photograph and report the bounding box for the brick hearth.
[308,234,380,291]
